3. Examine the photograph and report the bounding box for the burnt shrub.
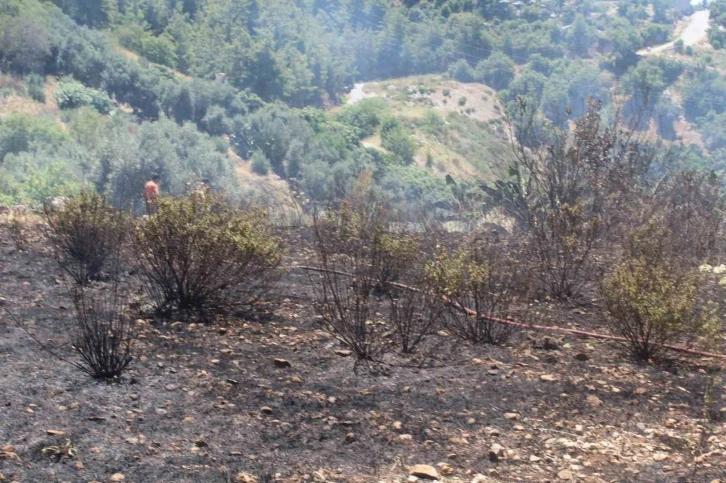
[309,203,398,362]
[425,237,524,345]
[134,194,281,317]
[45,191,130,285]
[309,201,442,360]
[69,284,136,379]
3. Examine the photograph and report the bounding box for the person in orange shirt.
[144,176,160,215]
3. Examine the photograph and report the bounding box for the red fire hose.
[296,265,726,361]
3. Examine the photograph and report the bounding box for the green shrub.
[134,195,282,316]
[458,96,467,106]
[24,73,45,102]
[250,150,271,175]
[442,88,451,97]
[674,39,685,55]
[54,78,113,114]
[381,126,416,165]
[45,191,130,285]
[0,114,69,161]
[601,223,714,361]
[336,98,388,139]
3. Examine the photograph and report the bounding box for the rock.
[489,443,504,462]
[574,353,589,361]
[194,439,208,448]
[543,337,559,350]
[335,350,353,357]
[165,384,177,391]
[260,406,273,414]
[504,412,519,420]
[665,419,676,428]
[574,424,584,434]
[557,469,572,480]
[399,434,414,442]
[235,473,258,483]
[586,395,601,407]
[109,474,125,482]
[437,462,455,475]
[540,374,556,382]
[409,464,439,480]
[392,421,403,431]
[46,430,65,436]
[653,452,668,462]
[273,358,291,368]
[345,432,356,443]
[529,455,541,462]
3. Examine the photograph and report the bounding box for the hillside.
[1,0,726,216]
[3,1,726,482]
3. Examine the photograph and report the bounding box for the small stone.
[437,462,455,475]
[109,474,125,482]
[46,430,65,436]
[504,412,519,420]
[235,473,258,483]
[399,434,414,442]
[194,439,208,448]
[74,461,84,470]
[260,406,273,414]
[586,395,601,407]
[635,387,648,395]
[165,384,177,391]
[489,443,504,462]
[335,350,353,357]
[467,417,476,425]
[665,419,676,428]
[653,452,668,462]
[574,353,589,361]
[530,455,541,462]
[345,432,356,443]
[392,421,403,431]
[574,425,584,434]
[540,374,556,382]
[409,464,439,480]
[273,358,291,368]
[558,469,572,480]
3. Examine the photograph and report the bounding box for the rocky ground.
[1,220,726,483]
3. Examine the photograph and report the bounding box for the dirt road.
[639,10,710,55]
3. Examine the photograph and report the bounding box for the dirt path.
[346,83,368,105]
[639,10,710,55]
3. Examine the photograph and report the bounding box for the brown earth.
[1,219,726,483]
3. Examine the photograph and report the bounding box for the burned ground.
[1,223,725,483]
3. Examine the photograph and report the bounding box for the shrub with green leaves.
[424,239,523,345]
[25,73,45,102]
[45,191,130,285]
[601,223,715,361]
[134,194,282,316]
[250,150,271,175]
[54,78,113,114]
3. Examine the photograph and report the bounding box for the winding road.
[638,10,710,56]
